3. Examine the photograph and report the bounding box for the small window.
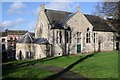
[87,28,90,31]
[86,32,90,43]
[26,52,32,59]
[2,39,5,42]
[10,37,13,40]
[2,44,5,49]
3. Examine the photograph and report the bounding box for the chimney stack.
[40,4,45,11]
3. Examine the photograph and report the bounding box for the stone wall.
[16,43,34,60]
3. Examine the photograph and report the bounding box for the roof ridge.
[45,9,73,14]
[27,32,34,42]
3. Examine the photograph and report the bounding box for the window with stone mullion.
[86,32,90,43]
[77,32,81,44]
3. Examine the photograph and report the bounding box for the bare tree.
[94,2,119,19]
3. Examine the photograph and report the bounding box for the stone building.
[0,29,34,60]
[16,32,51,60]
[16,4,119,60]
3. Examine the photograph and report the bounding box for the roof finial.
[77,6,80,12]
[40,4,45,11]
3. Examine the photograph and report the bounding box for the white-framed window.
[77,32,81,44]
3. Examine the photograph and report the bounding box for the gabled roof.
[45,9,72,29]
[44,9,115,32]
[34,38,49,44]
[84,15,115,32]
[17,32,34,43]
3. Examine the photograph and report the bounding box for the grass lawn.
[37,51,118,78]
[2,60,53,79]
[2,51,119,79]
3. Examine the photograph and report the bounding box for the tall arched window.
[56,31,59,43]
[59,31,62,43]
[40,23,43,34]
[86,28,90,43]
[94,33,97,43]
[67,27,71,43]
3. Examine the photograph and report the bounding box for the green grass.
[37,51,118,78]
[4,66,53,79]
[72,51,118,78]
[2,60,53,79]
[3,51,119,78]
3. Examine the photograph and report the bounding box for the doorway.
[19,50,22,60]
[77,44,81,53]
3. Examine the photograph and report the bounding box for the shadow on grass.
[43,52,97,80]
[2,56,63,77]
[3,52,96,79]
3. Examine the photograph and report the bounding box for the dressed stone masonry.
[16,4,118,60]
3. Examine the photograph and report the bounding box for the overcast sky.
[1,2,97,32]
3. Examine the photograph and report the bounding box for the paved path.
[34,65,88,80]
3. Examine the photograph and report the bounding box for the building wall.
[93,31,114,52]
[34,44,47,59]
[66,11,94,54]
[35,7,50,39]
[16,43,34,60]
[34,6,116,59]
[50,29,65,56]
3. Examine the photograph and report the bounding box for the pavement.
[34,65,88,80]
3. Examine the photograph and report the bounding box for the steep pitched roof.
[84,15,115,32]
[45,9,72,29]
[17,32,34,43]
[34,38,49,44]
[44,9,115,32]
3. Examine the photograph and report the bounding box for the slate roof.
[45,9,115,32]
[17,32,34,43]
[84,15,115,32]
[34,38,49,44]
[5,29,28,35]
[45,9,72,29]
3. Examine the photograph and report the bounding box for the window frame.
[77,32,81,44]
[86,32,90,43]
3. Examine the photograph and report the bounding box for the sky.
[1,2,98,32]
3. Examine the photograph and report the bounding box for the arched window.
[66,27,71,43]
[56,31,59,43]
[86,28,90,43]
[94,33,97,43]
[59,31,62,43]
[66,31,69,43]
[40,23,43,34]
